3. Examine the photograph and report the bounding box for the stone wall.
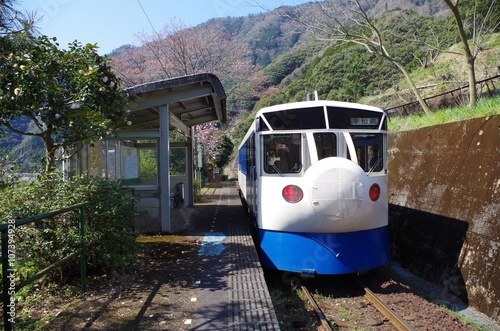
[387,115,500,319]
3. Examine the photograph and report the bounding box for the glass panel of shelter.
[80,139,159,185]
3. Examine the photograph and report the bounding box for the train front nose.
[310,166,364,221]
[306,157,366,223]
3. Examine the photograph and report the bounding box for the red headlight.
[369,183,381,201]
[282,185,303,203]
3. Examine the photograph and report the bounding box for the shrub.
[0,173,139,284]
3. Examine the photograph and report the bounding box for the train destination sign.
[350,117,380,126]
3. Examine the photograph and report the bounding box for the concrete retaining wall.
[387,115,500,319]
[134,190,161,233]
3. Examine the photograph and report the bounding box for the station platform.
[171,185,280,331]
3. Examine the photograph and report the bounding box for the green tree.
[0,32,128,172]
[215,135,234,169]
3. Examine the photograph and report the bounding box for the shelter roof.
[118,73,226,135]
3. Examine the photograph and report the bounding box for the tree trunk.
[444,0,477,108]
[466,56,477,107]
[392,59,433,116]
[43,133,57,172]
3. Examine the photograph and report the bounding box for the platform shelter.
[68,73,226,233]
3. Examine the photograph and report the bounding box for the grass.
[439,305,492,331]
[388,94,500,131]
[270,287,318,330]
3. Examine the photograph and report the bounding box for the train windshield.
[351,133,384,172]
[263,134,302,174]
[313,132,385,172]
[259,107,326,131]
[314,133,337,159]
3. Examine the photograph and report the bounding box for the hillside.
[2,0,500,171]
[108,0,454,113]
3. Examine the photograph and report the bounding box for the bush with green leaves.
[0,173,139,284]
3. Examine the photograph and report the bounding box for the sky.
[18,0,311,55]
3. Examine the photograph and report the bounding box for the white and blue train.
[237,100,390,275]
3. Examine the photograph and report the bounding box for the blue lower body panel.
[257,227,390,274]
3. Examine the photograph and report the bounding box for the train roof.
[238,100,386,149]
[255,100,384,117]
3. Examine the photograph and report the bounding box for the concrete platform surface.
[175,186,280,330]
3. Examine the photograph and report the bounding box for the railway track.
[266,267,478,330]
[301,276,414,331]
[356,279,414,330]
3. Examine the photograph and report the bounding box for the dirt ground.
[18,234,202,330]
[12,194,213,331]
[11,235,201,330]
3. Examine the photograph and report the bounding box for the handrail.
[0,188,134,331]
[0,197,107,231]
[385,74,500,117]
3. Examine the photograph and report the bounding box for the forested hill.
[108,0,497,126]
[111,0,450,71]
[198,0,451,70]
[3,0,499,172]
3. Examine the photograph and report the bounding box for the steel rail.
[355,277,415,331]
[301,285,333,331]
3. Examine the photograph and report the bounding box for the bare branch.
[0,120,42,137]
[277,0,433,115]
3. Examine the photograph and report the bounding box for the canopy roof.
[118,73,227,136]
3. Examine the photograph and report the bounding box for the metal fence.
[385,74,500,118]
[0,189,133,331]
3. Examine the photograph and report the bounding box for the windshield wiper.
[368,158,382,174]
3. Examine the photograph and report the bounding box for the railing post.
[0,190,132,326]
[78,208,86,292]
[1,229,12,331]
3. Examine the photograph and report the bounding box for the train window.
[262,107,326,130]
[263,134,302,174]
[238,142,247,175]
[350,133,384,172]
[313,133,337,160]
[258,117,270,131]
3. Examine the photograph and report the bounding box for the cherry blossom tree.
[109,45,153,87]
[195,123,233,171]
[195,122,220,165]
[111,18,262,108]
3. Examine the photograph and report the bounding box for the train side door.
[252,132,260,217]
[246,133,258,216]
